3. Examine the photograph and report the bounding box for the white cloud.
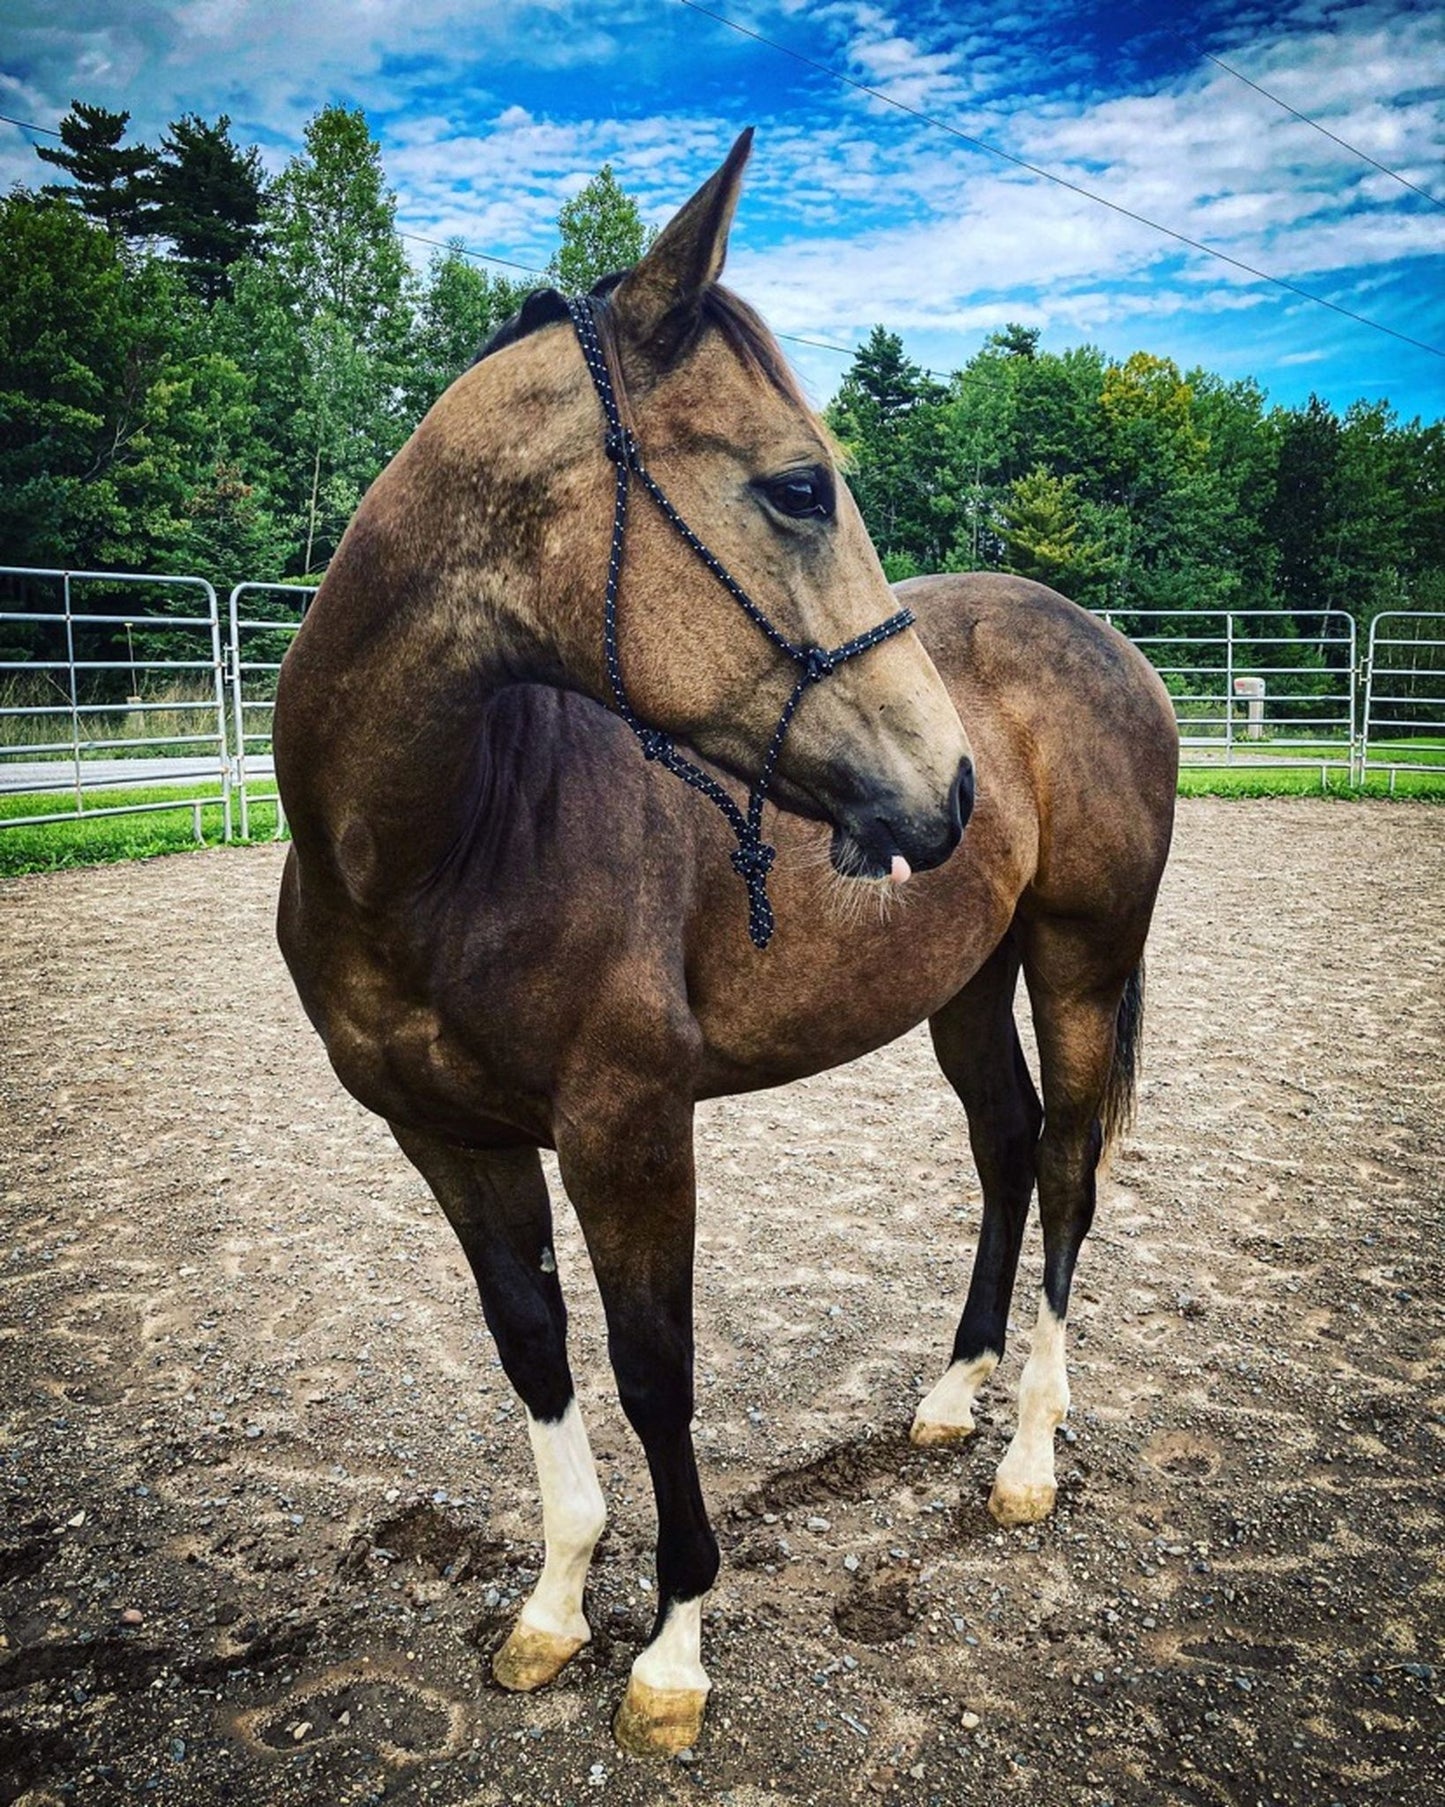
[1,0,1439,409]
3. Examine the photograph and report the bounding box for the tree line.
[1,101,647,602]
[827,325,1444,638]
[2,99,1440,652]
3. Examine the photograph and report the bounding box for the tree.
[260,106,416,574]
[1264,396,1342,619]
[987,322,1039,360]
[998,467,1109,602]
[406,244,526,417]
[549,165,654,292]
[143,114,266,303]
[267,106,410,350]
[828,327,949,566]
[35,100,154,240]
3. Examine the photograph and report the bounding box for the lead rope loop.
[567,294,914,949]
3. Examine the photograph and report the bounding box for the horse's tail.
[1100,962,1145,1154]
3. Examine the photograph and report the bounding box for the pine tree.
[998,466,1107,600]
[35,100,155,240]
[144,114,266,303]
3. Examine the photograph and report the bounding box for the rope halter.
[566,294,915,950]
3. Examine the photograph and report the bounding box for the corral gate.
[1362,611,1445,789]
[0,566,231,838]
[1095,607,1359,780]
[226,584,315,839]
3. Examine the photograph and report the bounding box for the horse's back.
[898,573,1178,927]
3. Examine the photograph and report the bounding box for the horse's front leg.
[390,1129,606,1689]
[557,1088,718,1758]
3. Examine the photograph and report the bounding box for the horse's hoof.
[492,1622,587,1692]
[613,1677,708,1757]
[987,1478,1057,1526]
[910,1410,975,1447]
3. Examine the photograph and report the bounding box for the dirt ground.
[1,798,1441,1807]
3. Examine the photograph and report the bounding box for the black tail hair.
[1100,962,1145,1152]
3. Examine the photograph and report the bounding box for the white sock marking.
[518,1399,606,1645]
[914,1350,998,1434]
[994,1293,1070,1501]
[631,1597,709,1696]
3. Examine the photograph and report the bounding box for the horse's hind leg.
[987,920,1141,1527]
[390,1128,606,1690]
[912,933,1043,1445]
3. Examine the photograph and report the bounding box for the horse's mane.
[475,274,810,414]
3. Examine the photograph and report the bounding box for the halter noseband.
[566,294,915,950]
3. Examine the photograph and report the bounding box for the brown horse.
[273,131,1178,1757]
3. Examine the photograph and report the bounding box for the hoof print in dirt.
[340,1501,505,1586]
[834,1573,914,1645]
[0,1523,61,1584]
[237,1669,466,1766]
[1142,1429,1223,1481]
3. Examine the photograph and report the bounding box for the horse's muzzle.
[830,754,974,880]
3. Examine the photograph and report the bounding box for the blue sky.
[2,0,1441,418]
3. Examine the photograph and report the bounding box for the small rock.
[844,1554,860,1573]
[807,1516,831,1533]
[676,1747,697,1766]
[291,1722,312,1742]
[961,1711,981,1730]
[67,1511,86,1528]
[120,1608,144,1628]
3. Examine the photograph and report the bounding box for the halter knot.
[637,728,672,763]
[730,838,776,883]
[604,425,641,469]
[800,645,836,685]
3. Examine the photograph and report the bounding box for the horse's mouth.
[826,758,975,882]
[828,822,908,882]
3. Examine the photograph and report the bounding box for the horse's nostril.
[951,757,976,835]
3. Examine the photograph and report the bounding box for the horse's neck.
[277,451,578,899]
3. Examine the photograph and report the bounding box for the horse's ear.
[612,127,753,372]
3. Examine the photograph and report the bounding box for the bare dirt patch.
[1,799,1441,1806]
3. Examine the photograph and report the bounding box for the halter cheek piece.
[566,295,914,950]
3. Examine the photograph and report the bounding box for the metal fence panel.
[0,567,230,838]
[227,583,315,839]
[1362,611,1445,789]
[4,567,1443,843]
[1095,607,1358,779]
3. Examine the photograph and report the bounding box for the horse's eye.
[760,468,834,520]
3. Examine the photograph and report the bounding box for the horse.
[272,129,1178,1757]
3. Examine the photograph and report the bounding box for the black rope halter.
[566,294,915,949]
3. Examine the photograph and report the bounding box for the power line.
[1197,46,1445,211]
[0,111,61,137]
[397,226,547,280]
[670,0,1445,362]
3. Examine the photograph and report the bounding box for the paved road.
[0,755,273,795]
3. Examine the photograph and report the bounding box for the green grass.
[1179,764,1445,799]
[3,755,1443,879]
[0,783,280,876]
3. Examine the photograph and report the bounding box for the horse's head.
[490,131,974,882]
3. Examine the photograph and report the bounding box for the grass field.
[0,783,280,877]
[2,754,1442,880]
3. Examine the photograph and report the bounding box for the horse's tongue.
[890,854,912,887]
